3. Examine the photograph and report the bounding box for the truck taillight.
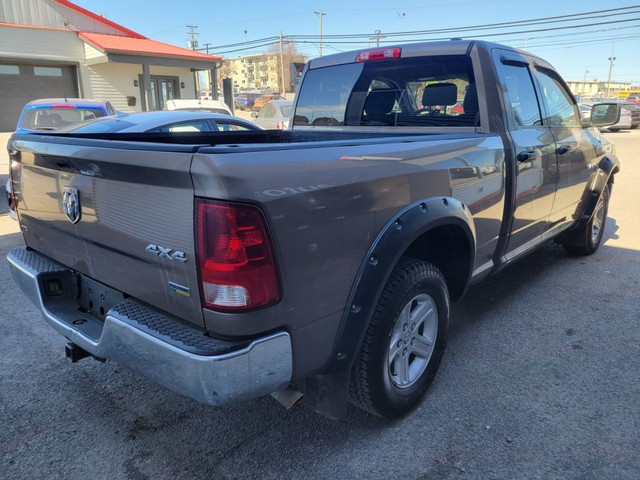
[195,199,280,311]
[356,47,401,62]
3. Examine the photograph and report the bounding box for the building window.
[0,65,19,75]
[34,67,63,77]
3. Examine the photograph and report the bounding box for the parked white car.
[251,100,293,129]
[164,99,231,115]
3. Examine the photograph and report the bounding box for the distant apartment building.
[567,80,632,98]
[218,52,306,94]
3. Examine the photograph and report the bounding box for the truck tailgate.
[11,135,204,326]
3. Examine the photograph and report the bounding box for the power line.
[294,17,640,45]
[208,5,640,52]
[208,7,640,56]
[287,6,640,40]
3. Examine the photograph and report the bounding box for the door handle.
[517,151,537,162]
[557,145,573,155]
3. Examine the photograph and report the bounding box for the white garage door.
[0,63,78,131]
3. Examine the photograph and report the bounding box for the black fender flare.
[327,196,476,375]
[572,155,620,230]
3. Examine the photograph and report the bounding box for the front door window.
[148,80,158,111]
[139,76,179,111]
[159,79,175,110]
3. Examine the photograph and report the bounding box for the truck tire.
[563,183,610,255]
[349,258,449,418]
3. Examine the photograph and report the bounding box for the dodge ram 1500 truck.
[7,40,621,419]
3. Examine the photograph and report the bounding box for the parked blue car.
[7,98,118,219]
[15,98,117,134]
[233,93,260,111]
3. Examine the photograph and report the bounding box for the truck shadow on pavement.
[1,214,633,480]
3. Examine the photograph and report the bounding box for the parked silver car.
[579,103,631,131]
[251,100,293,129]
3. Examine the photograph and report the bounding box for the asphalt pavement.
[0,129,638,480]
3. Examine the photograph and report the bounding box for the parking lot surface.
[0,129,638,479]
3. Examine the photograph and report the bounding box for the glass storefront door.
[139,76,179,111]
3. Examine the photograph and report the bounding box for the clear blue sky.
[73,0,639,85]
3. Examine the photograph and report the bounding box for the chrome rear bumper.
[7,246,292,406]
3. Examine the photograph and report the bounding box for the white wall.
[0,24,83,62]
[80,62,141,113]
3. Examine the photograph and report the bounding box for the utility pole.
[187,25,199,98]
[369,30,386,47]
[186,25,199,50]
[314,11,325,56]
[280,31,286,96]
[203,43,211,54]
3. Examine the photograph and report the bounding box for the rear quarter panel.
[191,134,505,378]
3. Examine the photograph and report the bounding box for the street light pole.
[582,69,589,96]
[607,56,616,97]
[314,11,325,56]
[397,12,405,41]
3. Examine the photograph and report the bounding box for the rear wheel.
[349,258,449,418]
[563,183,610,255]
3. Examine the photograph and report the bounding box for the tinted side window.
[535,69,580,127]
[149,120,212,133]
[216,122,254,132]
[498,63,542,127]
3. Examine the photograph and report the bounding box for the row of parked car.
[13,95,293,135]
[233,92,285,111]
[6,94,295,218]
[578,97,640,131]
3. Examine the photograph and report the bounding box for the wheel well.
[403,225,472,301]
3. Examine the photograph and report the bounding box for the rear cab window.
[294,55,478,128]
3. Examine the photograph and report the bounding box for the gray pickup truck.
[7,40,620,419]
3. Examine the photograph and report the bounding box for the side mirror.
[251,111,258,118]
[588,103,621,127]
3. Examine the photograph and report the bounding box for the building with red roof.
[0,0,223,130]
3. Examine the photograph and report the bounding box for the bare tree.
[267,41,307,93]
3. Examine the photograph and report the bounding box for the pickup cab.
[7,40,620,419]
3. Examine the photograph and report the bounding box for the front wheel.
[562,183,610,255]
[349,259,449,418]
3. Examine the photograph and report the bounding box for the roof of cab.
[306,40,521,70]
